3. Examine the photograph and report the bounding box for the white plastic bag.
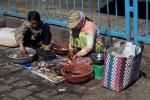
[122,42,141,57]
[0,27,19,47]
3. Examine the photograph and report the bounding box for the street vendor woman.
[14,11,52,56]
[67,10,103,59]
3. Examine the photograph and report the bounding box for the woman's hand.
[72,48,89,60]
[69,46,78,59]
[19,45,27,57]
[41,44,51,51]
[72,54,78,60]
[96,36,103,47]
[69,47,74,59]
[72,52,80,60]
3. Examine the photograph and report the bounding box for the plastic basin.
[61,64,93,83]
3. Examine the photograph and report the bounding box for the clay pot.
[52,42,69,55]
[61,64,93,83]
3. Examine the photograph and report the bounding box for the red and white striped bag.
[101,41,143,92]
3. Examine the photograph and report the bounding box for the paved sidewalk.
[0,45,150,100]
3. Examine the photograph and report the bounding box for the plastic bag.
[122,42,141,57]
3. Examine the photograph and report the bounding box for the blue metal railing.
[97,0,129,40]
[0,4,4,16]
[0,0,149,44]
[133,0,150,44]
[125,0,131,41]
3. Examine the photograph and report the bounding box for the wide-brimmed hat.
[67,11,82,29]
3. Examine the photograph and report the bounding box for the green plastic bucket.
[92,64,104,80]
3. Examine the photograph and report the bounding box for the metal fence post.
[89,0,93,20]
[31,0,36,11]
[73,0,76,10]
[145,0,149,35]
[82,0,84,12]
[115,0,119,32]
[0,5,4,16]
[125,0,131,41]
[133,0,139,43]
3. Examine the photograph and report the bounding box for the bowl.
[61,64,93,83]
[52,42,69,55]
[5,47,36,64]
[90,53,104,64]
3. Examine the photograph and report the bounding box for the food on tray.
[71,57,93,65]
[31,56,69,75]
[9,52,33,58]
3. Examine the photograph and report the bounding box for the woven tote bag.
[101,41,143,92]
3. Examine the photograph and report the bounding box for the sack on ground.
[0,27,19,47]
[101,40,143,92]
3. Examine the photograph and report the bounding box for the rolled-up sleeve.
[86,31,95,49]
[77,31,96,57]
[69,30,74,48]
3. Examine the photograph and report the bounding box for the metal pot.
[90,53,104,65]
[5,47,36,64]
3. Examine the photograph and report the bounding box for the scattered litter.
[57,86,67,95]
[58,88,66,92]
